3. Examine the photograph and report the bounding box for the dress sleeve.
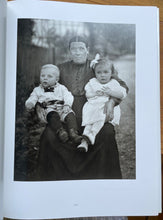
[109,80,127,100]
[85,82,96,99]
[111,73,129,93]
[25,88,39,109]
[62,85,74,107]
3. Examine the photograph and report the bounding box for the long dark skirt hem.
[38,123,122,181]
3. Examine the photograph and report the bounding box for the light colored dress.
[82,78,126,144]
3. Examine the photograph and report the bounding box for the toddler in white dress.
[77,58,127,152]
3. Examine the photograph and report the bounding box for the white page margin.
[4,1,161,218]
[0,0,7,219]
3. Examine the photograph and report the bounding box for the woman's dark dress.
[38,60,124,180]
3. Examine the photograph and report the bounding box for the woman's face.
[69,42,89,64]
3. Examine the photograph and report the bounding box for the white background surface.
[0,0,6,219]
[3,0,161,219]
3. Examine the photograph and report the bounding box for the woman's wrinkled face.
[69,42,89,64]
[95,63,112,84]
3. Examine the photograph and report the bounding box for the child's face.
[40,67,59,88]
[95,63,112,84]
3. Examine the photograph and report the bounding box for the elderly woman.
[38,36,128,180]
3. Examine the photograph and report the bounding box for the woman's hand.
[104,99,115,122]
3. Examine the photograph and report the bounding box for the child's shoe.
[57,128,69,143]
[77,139,88,152]
[69,128,82,144]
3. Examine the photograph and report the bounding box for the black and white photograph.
[14,18,135,181]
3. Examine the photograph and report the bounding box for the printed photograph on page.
[14,19,135,181]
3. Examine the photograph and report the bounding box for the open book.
[0,0,161,219]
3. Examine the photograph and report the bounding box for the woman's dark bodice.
[58,60,94,97]
[58,60,94,127]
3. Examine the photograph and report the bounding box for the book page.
[3,0,161,219]
[0,0,7,219]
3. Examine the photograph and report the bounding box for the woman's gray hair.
[69,36,88,48]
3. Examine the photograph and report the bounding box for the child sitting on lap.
[25,64,81,144]
[77,58,127,152]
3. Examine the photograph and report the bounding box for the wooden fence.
[17,43,55,86]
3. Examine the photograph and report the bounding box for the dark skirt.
[38,122,122,181]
